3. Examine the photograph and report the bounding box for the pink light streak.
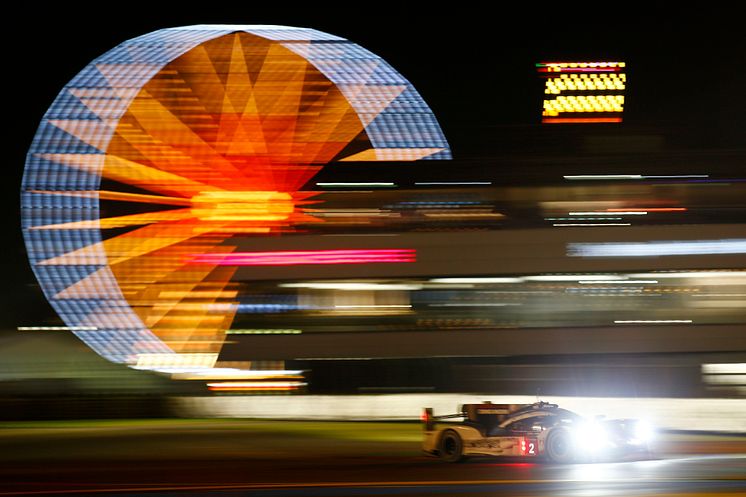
[187,249,416,266]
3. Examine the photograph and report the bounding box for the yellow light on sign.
[537,62,626,123]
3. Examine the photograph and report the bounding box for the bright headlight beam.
[634,420,654,442]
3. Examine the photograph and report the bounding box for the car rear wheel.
[439,430,465,463]
[544,428,574,463]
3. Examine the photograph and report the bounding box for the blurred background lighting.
[569,239,746,257]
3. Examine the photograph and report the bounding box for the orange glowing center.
[190,191,295,222]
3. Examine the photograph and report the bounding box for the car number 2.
[521,438,538,455]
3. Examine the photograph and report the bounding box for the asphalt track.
[1,420,744,496]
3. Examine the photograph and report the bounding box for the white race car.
[422,401,653,463]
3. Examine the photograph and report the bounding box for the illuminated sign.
[537,62,626,123]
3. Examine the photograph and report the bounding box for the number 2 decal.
[527,441,536,454]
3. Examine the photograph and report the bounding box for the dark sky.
[2,3,744,328]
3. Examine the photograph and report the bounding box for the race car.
[422,401,653,463]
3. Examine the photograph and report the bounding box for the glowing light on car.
[633,420,654,443]
[573,420,609,451]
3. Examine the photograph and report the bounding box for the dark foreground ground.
[1,419,744,496]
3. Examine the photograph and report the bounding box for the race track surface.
[1,420,744,496]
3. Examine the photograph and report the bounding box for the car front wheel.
[544,428,575,463]
[439,430,465,463]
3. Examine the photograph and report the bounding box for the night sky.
[2,3,744,329]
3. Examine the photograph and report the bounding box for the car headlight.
[633,420,654,442]
[572,421,609,450]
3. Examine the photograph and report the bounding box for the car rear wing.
[421,407,462,431]
[422,402,531,430]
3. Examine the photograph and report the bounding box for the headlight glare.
[634,420,653,442]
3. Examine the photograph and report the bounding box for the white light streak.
[316,182,396,188]
[578,280,658,284]
[702,363,746,374]
[569,239,746,257]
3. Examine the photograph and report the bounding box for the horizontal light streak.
[424,212,504,218]
[321,234,400,237]
[643,175,709,179]
[537,61,625,70]
[614,320,693,324]
[546,217,623,221]
[569,239,746,257]
[564,174,642,180]
[227,329,302,335]
[429,303,521,307]
[280,282,422,291]
[702,363,746,374]
[17,326,98,331]
[523,274,625,282]
[701,374,746,385]
[188,249,416,266]
[553,223,631,227]
[415,181,492,185]
[334,304,412,309]
[543,118,622,124]
[606,207,686,212]
[564,175,708,180]
[627,271,746,279]
[430,277,522,284]
[316,182,396,188]
[170,368,304,379]
[206,381,307,391]
[569,211,647,216]
[578,280,658,284]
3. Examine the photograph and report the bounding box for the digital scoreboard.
[537,62,626,124]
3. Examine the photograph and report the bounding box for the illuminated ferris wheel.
[21,25,450,371]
